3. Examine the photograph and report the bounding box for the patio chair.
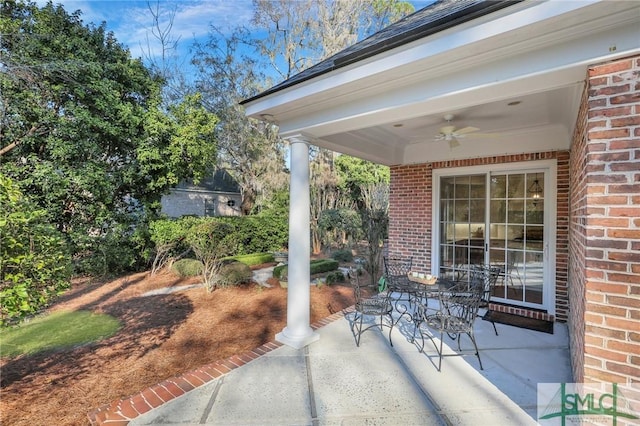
[413,285,484,371]
[348,268,394,347]
[383,256,417,308]
[470,264,501,335]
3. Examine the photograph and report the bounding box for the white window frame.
[431,159,557,315]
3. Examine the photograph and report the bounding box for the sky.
[37,0,433,64]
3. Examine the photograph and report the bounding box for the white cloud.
[45,1,254,60]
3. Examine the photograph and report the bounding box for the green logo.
[538,383,639,425]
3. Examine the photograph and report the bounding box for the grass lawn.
[0,310,121,358]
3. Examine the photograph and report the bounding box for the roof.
[241,0,520,105]
[175,169,241,193]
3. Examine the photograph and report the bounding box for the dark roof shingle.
[242,0,520,105]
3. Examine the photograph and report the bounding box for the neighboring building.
[242,1,640,386]
[161,169,242,218]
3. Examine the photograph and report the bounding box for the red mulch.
[0,268,362,425]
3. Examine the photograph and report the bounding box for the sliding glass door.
[436,166,551,310]
[488,172,544,305]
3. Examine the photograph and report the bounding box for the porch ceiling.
[243,0,640,166]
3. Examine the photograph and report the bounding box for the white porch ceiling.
[244,0,640,166]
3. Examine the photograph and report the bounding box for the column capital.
[283,132,314,145]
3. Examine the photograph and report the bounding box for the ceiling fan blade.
[453,126,480,135]
[449,138,461,148]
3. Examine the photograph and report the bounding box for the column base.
[275,327,320,349]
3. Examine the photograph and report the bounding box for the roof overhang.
[243,0,640,165]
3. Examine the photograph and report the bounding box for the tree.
[186,220,237,292]
[251,0,415,79]
[192,27,288,215]
[0,1,217,271]
[358,182,389,286]
[0,174,71,325]
[335,154,390,205]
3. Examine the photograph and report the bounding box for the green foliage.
[226,253,275,266]
[0,2,218,274]
[0,174,72,326]
[217,216,288,255]
[217,261,252,288]
[335,155,390,203]
[273,259,339,280]
[186,221,236,291]
[0,310,120,357]
[150,216,287,266]
[325,270,346,284]
[331,249,354,263]
[320,208,362,249]
[171,258,203,277]
[149,216,201,273]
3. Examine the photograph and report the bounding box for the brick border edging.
[87,308,353,425]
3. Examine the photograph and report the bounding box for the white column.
[275,135,319,349]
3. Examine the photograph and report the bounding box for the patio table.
[391,275,459,324]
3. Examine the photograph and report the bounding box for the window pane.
[490,200,506,223]
[469,199,485,222]
[455,176,470,198]
[491,175,507,198]
[455,200,469,221]
[508,174,525,198]
[507,199,524,223]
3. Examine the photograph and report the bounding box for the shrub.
[325,270,346,284]
[273,259,339,280]
[186,221,237,291]
[217,261,253,288]
[171,259,203,277]
[226,253,275,266]
[331,249,353,263]
[0,174,72,326]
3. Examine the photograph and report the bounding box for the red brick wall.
[389,163,432,269]
[581,55,640,385]
[568,81,589,383]
[389,151,570,321]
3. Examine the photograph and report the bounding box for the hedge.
[273,259,339,280]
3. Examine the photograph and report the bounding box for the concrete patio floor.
[90,299,573,426]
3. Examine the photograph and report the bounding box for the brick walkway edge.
[87,308,352,425]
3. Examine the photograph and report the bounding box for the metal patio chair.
[348,268,394,347]
[470,264,501,335]
[383,256,418,309]
[413,284,484,371]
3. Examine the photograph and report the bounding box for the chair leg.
[357,313,365,347]
[467,332,483,370]
[437,332,444,372]
[385,313,394,347]
[491,320,498,336]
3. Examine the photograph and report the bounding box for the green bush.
[217,261,253,288]
[149,216,288,264]
[0,174,72,326]
[171,258,203,277]
[74,220,151,276]
[331,249,353,263]
[273,259,339,280]
[325,270,346,284]
[226,252,274,266]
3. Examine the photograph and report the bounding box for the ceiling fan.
[434,114,482,148]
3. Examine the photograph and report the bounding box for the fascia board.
[275,20,639,137]
[244,0,608,118]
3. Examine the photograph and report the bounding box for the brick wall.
[568,80,589,383]
[389,163,432,269]
[389,151,570,321]
[581,55,640,385]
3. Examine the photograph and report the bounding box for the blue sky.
[40,1,432,63]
